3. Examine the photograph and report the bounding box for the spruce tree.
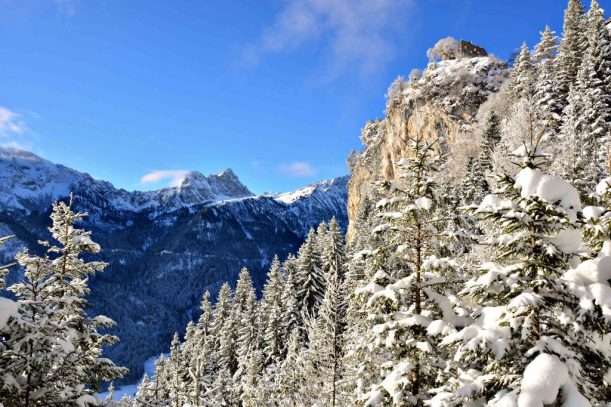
[358,135,471,406]
[440,145,600,404]
[303,268,347,407]
[510,43,535,100]
[166,332,188,407]
[234,267,259,377]
[0,197,126,406]
[280,254,301,349]
[555,0,587,106]
[185,290,215,406]
[322,217,346,283]
[261,257,283,365]
[533,26,563,139]
[460,157,489,206]
[276,328,306,407]
[296,228,325,318]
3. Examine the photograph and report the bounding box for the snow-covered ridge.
[400,56,508,117]
[274,177,347,204]
[0,147,272,214]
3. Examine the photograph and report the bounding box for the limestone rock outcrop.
[346,46,508,241]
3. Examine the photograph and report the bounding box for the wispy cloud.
[245,0,414,76]
[140,170,190,188]
[280,161,317,177]
[54,0,79,18]
[0,107,31,150]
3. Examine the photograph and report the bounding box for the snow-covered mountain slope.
[0,147,252,214]
[0,147,348,383]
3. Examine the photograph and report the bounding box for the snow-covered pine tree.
[280,254,302,350]
[275,328,306,406]
[302,266,347,407]
[260,257,283,365]
[357,134,471,406]
[315,220,329,264]
[460,157,490,206]
[510,43,535,100]
[165,332,188,407]
[280,254,301,349]
[0,196,126,406]
[239,349,265,407]
[534,25,558,64]
[234,267,259,379]
[211,282,233,367]
[555,0,587,107]
[440,144,600,404]
[154,355,172,403]
[580,0,611,180]
[479,110,502,172]
[185,290,215,406]
[296,228,325,319]
[565,175,611,402]
[555,0,611,201]
[533,25,563,139]
[0,250,65,406]
[342,225,391,405]
[321,217,346,284]
[210,282,239,404]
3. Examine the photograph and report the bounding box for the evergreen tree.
[303,269,347,407]
[321,217,346,283]
[234,267,259,377]
[240,350,264,407]
[580,0,611,176]
[134,373,168,407]
[440,146,599,404]
[479,110,502,173]
[260,257,283,365]
[556,1,611,200]
[533,26,563,139]
[358,135,470,406]
[166,332,188,407]
[555,0,587,106]
[0,197,126,406]
[510,43,535,100]
[315,220,329,262]
[185,290,215,406]
[280,254,301,349]
[460,157,489,206]
[296,229,325,318]
[275,329,306,407]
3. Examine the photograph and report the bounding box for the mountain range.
[0,147,348,382]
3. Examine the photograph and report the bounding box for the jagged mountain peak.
[0,147,256,213]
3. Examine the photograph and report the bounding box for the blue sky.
[0,0,606,193]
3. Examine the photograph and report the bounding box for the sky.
[0,0,607,194]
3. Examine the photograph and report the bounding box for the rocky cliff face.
[347,51,509,241]
[0,147,348,382]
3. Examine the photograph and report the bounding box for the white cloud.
[0,107,31,149]
[246,0,414,75]
[280,161,317,177]
[140,170,190,188]
[54,0,79,17]
[0,108,25,137]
